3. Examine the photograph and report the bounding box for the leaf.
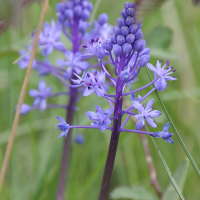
[149,137,185,200]
[110,185,158,200]
[162,159,189,200]
[146,26,173,49]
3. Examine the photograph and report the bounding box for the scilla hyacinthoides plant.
[17,0,112,199]
[56,2,177,199]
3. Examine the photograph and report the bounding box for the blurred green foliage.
[0,0,200,199]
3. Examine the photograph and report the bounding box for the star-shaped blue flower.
[152,122,174,144]
[39,20,65,56]
[147,60,177,91]
[85,105,112,132]
[57,51,89,75]
[132,99,161,130]
[29,80,51,111]
[56,116,70,138]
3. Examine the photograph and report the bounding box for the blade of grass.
[89,0,103,24]
[149,136,185,200]
[145,66,200,177]
[0,0,50,193]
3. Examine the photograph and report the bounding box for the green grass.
[0,0,200,199]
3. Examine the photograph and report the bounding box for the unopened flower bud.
[121,9,127,18]
[130,93,135,101]
[138,40,146,52]
[113,26,121,36]
[103,40,113,51]
[79,21,88,33]
[95,46,105,59]
[120,70,130,82]
[126,34,135,44]
[116,35,126,46]
[138,55,150,67]
[126,16,134,26]
[111,35,117,44]
[74,0,81,5]
[74,5,82,17]
[122,43,132,55]
[132,39,143,51]
[65,1,74,9]
[81,9,90,21]
[139,48,150,56]
[117,18,126,28]
[65,9,74,20]
[113,44,122,57]
[98,13,108,25]
[126,8,135,16]
[129,24,138,33]
[135,29,143,40]
[74,134,84,144]
[56,3,64,13]
[121,26,129,36]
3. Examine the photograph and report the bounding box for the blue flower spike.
[56,116,70,138]
[152,122,174,144]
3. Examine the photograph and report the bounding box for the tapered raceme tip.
[109,2,146,57]
[56,0,93,23]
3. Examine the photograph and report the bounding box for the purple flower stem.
[48,92,69,98]
[88,60,111,69]
[121,110,137,115]
[69,125,112,130]
[51,72,69,89]
[100,85,114,111]
[124,88,156,112]
[29,104,68,111]
[98,55,125,200]
[55,18,79,200]
[103,96,115,103]
[36,60,65,72]
[125,50,135,66]
[120,129,153,135]
[120,108,133,129]
[104,94,116,98]
[62,24,72,41]
[123,77,159,97]
[138,88,156,103]
[109,52,115,65]
[99,60,117,82]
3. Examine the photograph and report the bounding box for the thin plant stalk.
[0,0,49,193]
[55,18,80,200]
